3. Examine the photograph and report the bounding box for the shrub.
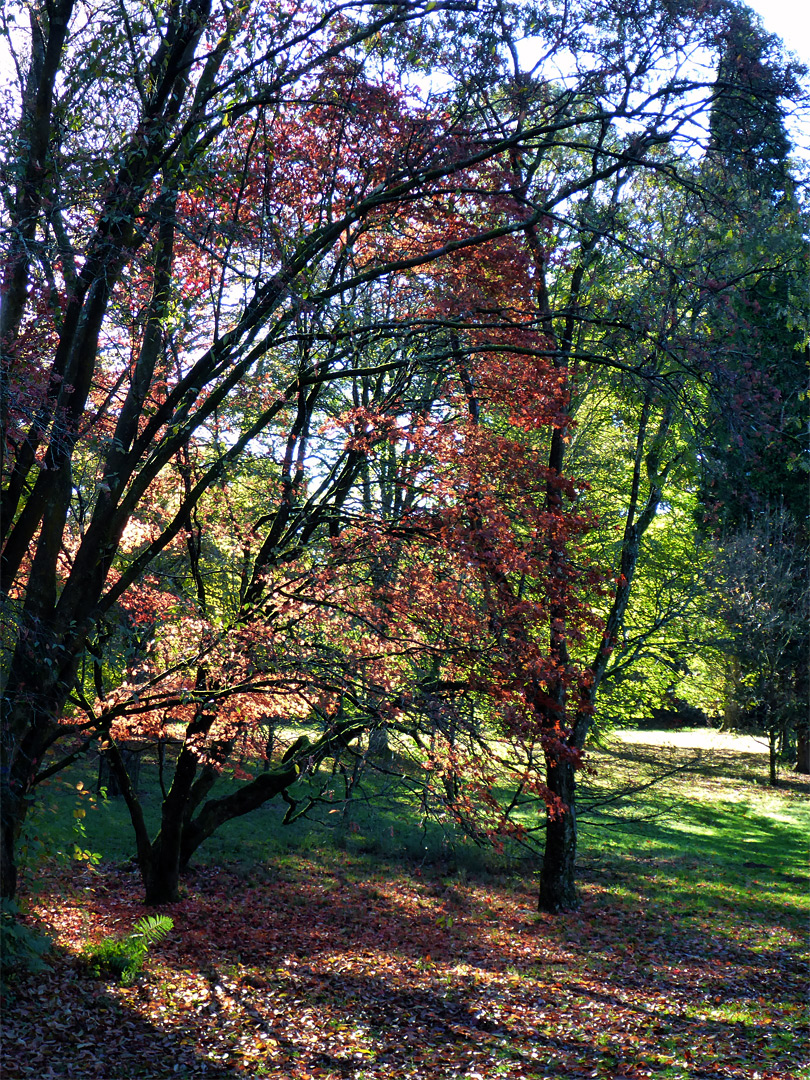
[0,900,51,996]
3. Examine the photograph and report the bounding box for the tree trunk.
[368,724,392,763]
[141,840,183,906]
[795,664,809,773]
[769,728,779,786]
[1,729,50,900]
[534,381,672,913]
[0,789,19,901]
[1,684,65,900]
[178,756,306,870]
[136,733,206,904]
[796,719,810,774]
[97,744,141,796]
[538,759,579,912]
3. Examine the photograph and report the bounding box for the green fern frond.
[131,914,173,946]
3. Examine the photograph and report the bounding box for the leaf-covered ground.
[3,734,808,1080]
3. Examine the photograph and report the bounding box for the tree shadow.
[12,854,806,1079]
[1,941,242,1079]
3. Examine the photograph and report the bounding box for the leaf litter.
[2,737,807,1080]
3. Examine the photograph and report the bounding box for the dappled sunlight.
[4,734,807,1079]
[5,827,806,1080]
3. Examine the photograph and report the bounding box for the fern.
[131,914,173,947]
[83,915,173,985]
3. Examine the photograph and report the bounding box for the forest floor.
[2,731,808,1080]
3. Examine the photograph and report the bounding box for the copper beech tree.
[0,0,763,906]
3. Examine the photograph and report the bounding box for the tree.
[699,21,807,527]
[1,0,680,903]
[566,395,716,731]
[697,5,809,530]
[4,0,801,910]
[709,508,808,782]
[4,0,574,901]
[693,7,809,773]
[477,1,809,909]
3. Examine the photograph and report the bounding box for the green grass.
[8,732,808,1080]
[577,734,808,880]
[22,730,810,904]
[573,733,809,958]
[23,739,532,890]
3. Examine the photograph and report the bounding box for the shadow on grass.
[10,846,808,1080]
[14,731,809,1078]
[29,758,523,884]
[579,797,808,917]
[1,941,243,1079]
[589,734,810,794]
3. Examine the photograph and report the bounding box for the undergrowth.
[82,914,174,985]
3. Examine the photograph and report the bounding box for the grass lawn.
[2,730,808,1080]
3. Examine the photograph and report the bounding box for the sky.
[744,0,810,65]
[1,3,807,74]
[741,0,810,157]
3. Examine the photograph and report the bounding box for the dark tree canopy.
[708,10,800,195]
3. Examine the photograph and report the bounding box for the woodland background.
[1,1,808,1075]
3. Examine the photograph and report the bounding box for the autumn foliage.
[2,0,807,913]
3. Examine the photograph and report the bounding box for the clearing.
[2,731,808,1080]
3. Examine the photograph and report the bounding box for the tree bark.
[538,759,579,912]
[0,639,77,899]
[796,718,810,774]
[769,728,779,787]
[368,724,392,763]
[142,840,183,906]
[795,665,809,774]
[0,786,19,901]
[97,745,141,797]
